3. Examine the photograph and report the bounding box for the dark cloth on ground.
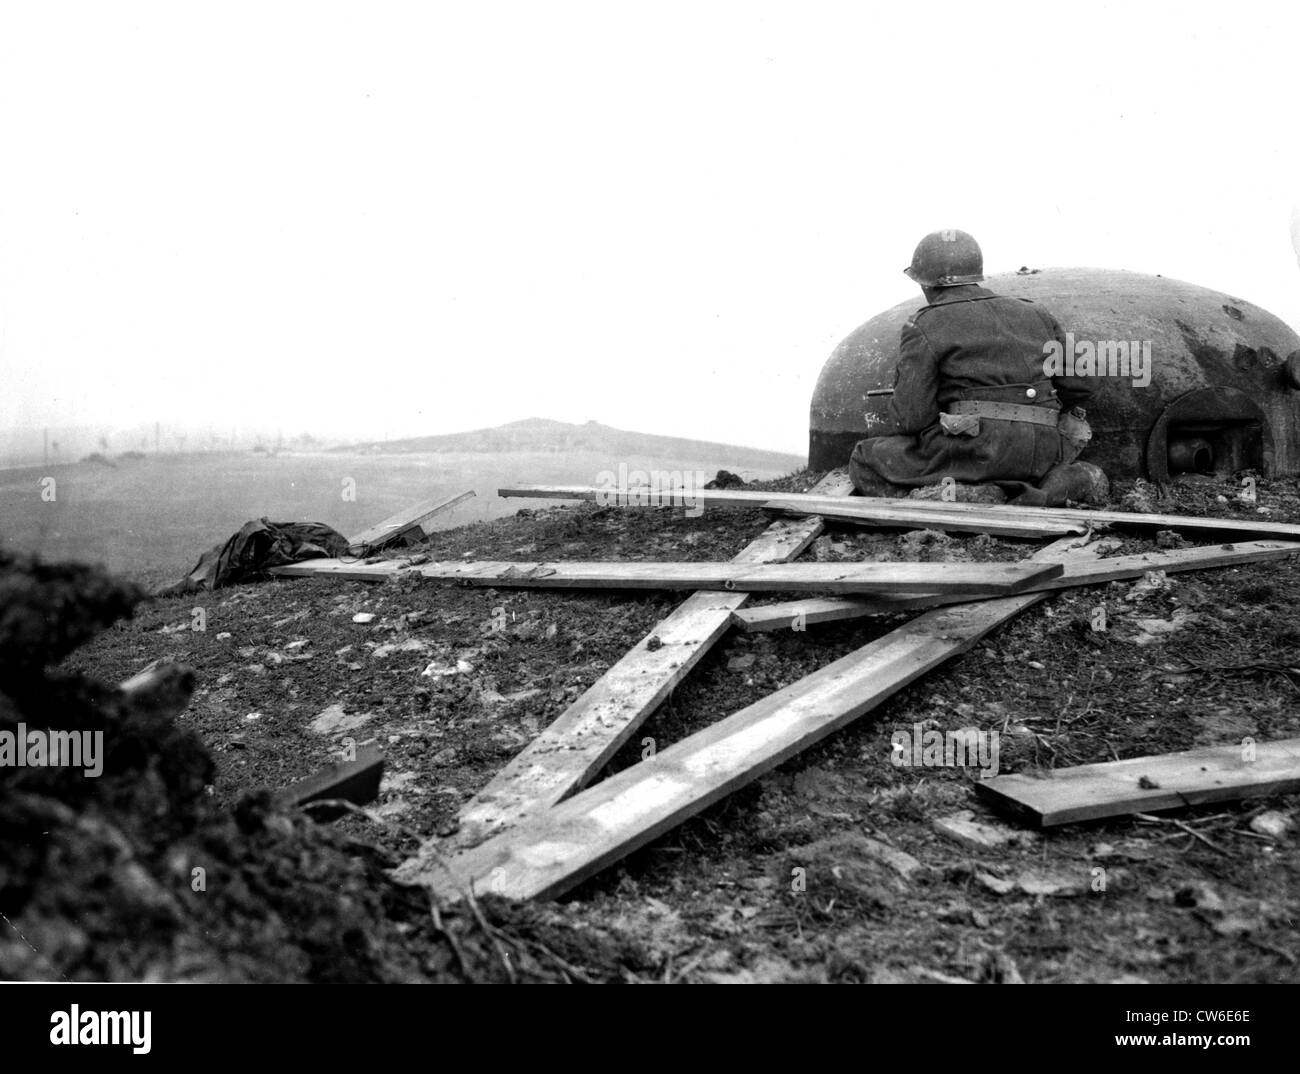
[156,519,350,596]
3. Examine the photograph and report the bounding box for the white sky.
[1,0,1298,456]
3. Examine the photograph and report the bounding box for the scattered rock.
[1131,607,1199,646]
[728,654,757,672]
[974,871,1016,896]
[785,832,912,908]
[308,703,372,735]
[933,810,1034,850]
[1015,869,1088,898]
[351,613,376,624]
[857,836,925,880]
[1174,881,1224,913]
[1249,811,1292,838]
[901,528,952,549]
[379,771,420,794]
[371,638,431,659]
[1124,570,1168,602]
[421,658,473,678]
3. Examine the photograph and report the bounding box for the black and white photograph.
[0,0,1296,1040]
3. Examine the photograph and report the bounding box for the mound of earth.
[0,551,650,982]
[21,468,1300,983]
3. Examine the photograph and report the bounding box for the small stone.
[728,654,757,671]
[1174,881,1223,912]
[975,871,1016,896]
[1249,811,1292,838]
[858,836,924,880]
[352,612,376,624]
[934,810,1015,850]
[1016,869,1087,897]
[308,703,372,735]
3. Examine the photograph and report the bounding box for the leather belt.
[948,400,1060,427]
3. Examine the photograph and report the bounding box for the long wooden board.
[499,483,1300,542]
[270,556,1063,595]
[731,539,1300,632]
[394,479,845,871]
[763,500,1081,539]
[348,489,476,554]
[976,738,1300,827]
[499,483,1080,538]
[276,745,385,820]
[408,537,1091,900]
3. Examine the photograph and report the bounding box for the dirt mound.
[0,550,644,982]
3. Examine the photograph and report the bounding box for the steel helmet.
[904,229,984,287]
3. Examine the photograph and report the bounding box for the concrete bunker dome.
[809,268,1300,482]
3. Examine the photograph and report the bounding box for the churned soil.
[10,470,1300,982]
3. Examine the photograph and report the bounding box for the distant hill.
[334,418,804,471]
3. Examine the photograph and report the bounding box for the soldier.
[849,230,1107,506]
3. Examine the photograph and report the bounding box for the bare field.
[0,449,796,588]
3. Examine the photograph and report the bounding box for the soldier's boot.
[848,457,910,498]
[1009,462,1109,508]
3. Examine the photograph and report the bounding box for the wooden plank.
[734,594,946,632]
[271,556,1064,595]
[400,520,825,861]
[764,500,1083,539]
[976,738,1300,827]
[502,482,1075,536]
[499,483,1300,542]
[119,660,196,721]
[348,489,475,554]
[276,745,385,820]
[731,539,1300,632]
[409,537,1090,900]
[394,477,845,871]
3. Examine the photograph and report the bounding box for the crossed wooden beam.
[273,476,1300,901]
